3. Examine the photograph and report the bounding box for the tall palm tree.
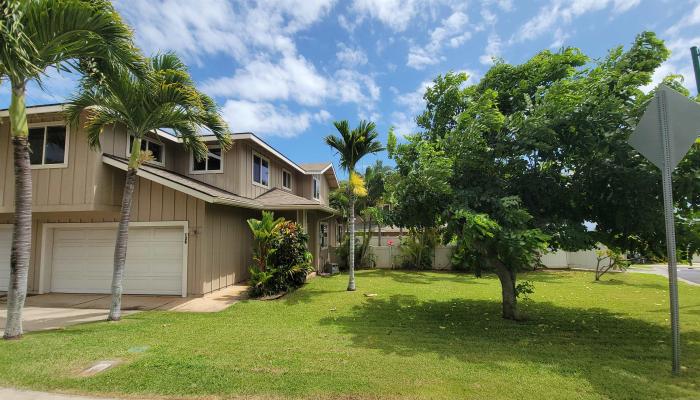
[325,120,383,291]
[0,0,140,339]
[66,52,232,321]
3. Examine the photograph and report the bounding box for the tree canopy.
[389,31,700,319]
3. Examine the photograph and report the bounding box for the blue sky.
[3,0,700,176]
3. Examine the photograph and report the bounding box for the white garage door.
[0,226,11,292]
[50,225,184,295]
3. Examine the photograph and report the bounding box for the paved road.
[629,264,700,285]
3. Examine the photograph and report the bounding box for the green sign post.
[691,46,700,95]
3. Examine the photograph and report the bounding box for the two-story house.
[0,104,341,297]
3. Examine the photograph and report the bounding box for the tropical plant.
[248,220,313,297]
[324,120,384,291]
[65,52,231,321]
[335,233,374,270]
[247,211,285,271]
[0,0,141,339]
[399,228,438,270]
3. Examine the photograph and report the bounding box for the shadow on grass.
[320,294,700,399]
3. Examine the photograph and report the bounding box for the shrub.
[399,228,437,270]
[247,214,314,297]
[335,233,375,270]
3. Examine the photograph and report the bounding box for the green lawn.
[1,270,699,400]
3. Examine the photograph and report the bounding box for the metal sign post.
[628,84,700,375]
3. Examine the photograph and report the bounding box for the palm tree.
[0,0,140,339]
[325,120,383,291]
[66,52,232,321]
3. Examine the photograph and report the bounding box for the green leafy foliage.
[399,228,439,270]
[248,218,313,297]
[335,234,374,270]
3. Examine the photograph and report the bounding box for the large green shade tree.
[0,0,141,339]
[391,31,700,320]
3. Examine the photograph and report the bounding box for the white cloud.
[336,43,368,67]
[479,33,502,65]
[350,0,422,32]
[643,34,700,94]
[406,10,470,70]
[390,111,417,137]
[221,100,331,137]
[114,0,336,62]
[333,69,381,107]
[666,2,700,36]
[512,0,641,44]
[201,55,328,106]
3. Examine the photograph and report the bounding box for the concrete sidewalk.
[0,388,119,400]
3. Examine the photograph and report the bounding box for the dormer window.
[312,176,320,200]
[191,146,223,174]
[282,169,292,190]
[252,152,269,187]
[128,135,164,165]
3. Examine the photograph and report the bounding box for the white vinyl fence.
[332,242,602,271]
[369,244,454,269]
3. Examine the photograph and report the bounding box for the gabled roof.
[300,162,339,189]
[256,188,335,212]
[299,162,332,173]
[103,155,338,214]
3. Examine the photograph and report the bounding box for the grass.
[1,270,699,400]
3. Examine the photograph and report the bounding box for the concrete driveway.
[0,284,248,335]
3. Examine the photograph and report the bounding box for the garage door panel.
[0,227,12,291]
[51,225,184,295]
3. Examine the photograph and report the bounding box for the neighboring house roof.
[103,154,338,214]
[0,103,65,117]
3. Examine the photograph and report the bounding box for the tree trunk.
[347,193,356,291]
[492,260,518,320]
[108,138,141,321]
[4,82,31,340]
[377,223,382,246]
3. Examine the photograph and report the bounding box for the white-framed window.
[312,176,321,200]
[28,123,69,169]
[128,134,164,165]
[252,151,269,187]
[282,169,292,190]
[336,223,344,245]
[191,146,223,174]
[320,222,329,249]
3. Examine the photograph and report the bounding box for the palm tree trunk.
[347,194,356,291]
[4,82,31,340]
[108,138,141,321]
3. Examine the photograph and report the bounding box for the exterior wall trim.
[39,220,189,297]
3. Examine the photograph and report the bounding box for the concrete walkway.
[1,284,248,335]
[0,388,119,400]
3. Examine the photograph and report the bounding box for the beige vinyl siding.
[205,204,257,289]
[0,176,215,295]
[0,112,119,213]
